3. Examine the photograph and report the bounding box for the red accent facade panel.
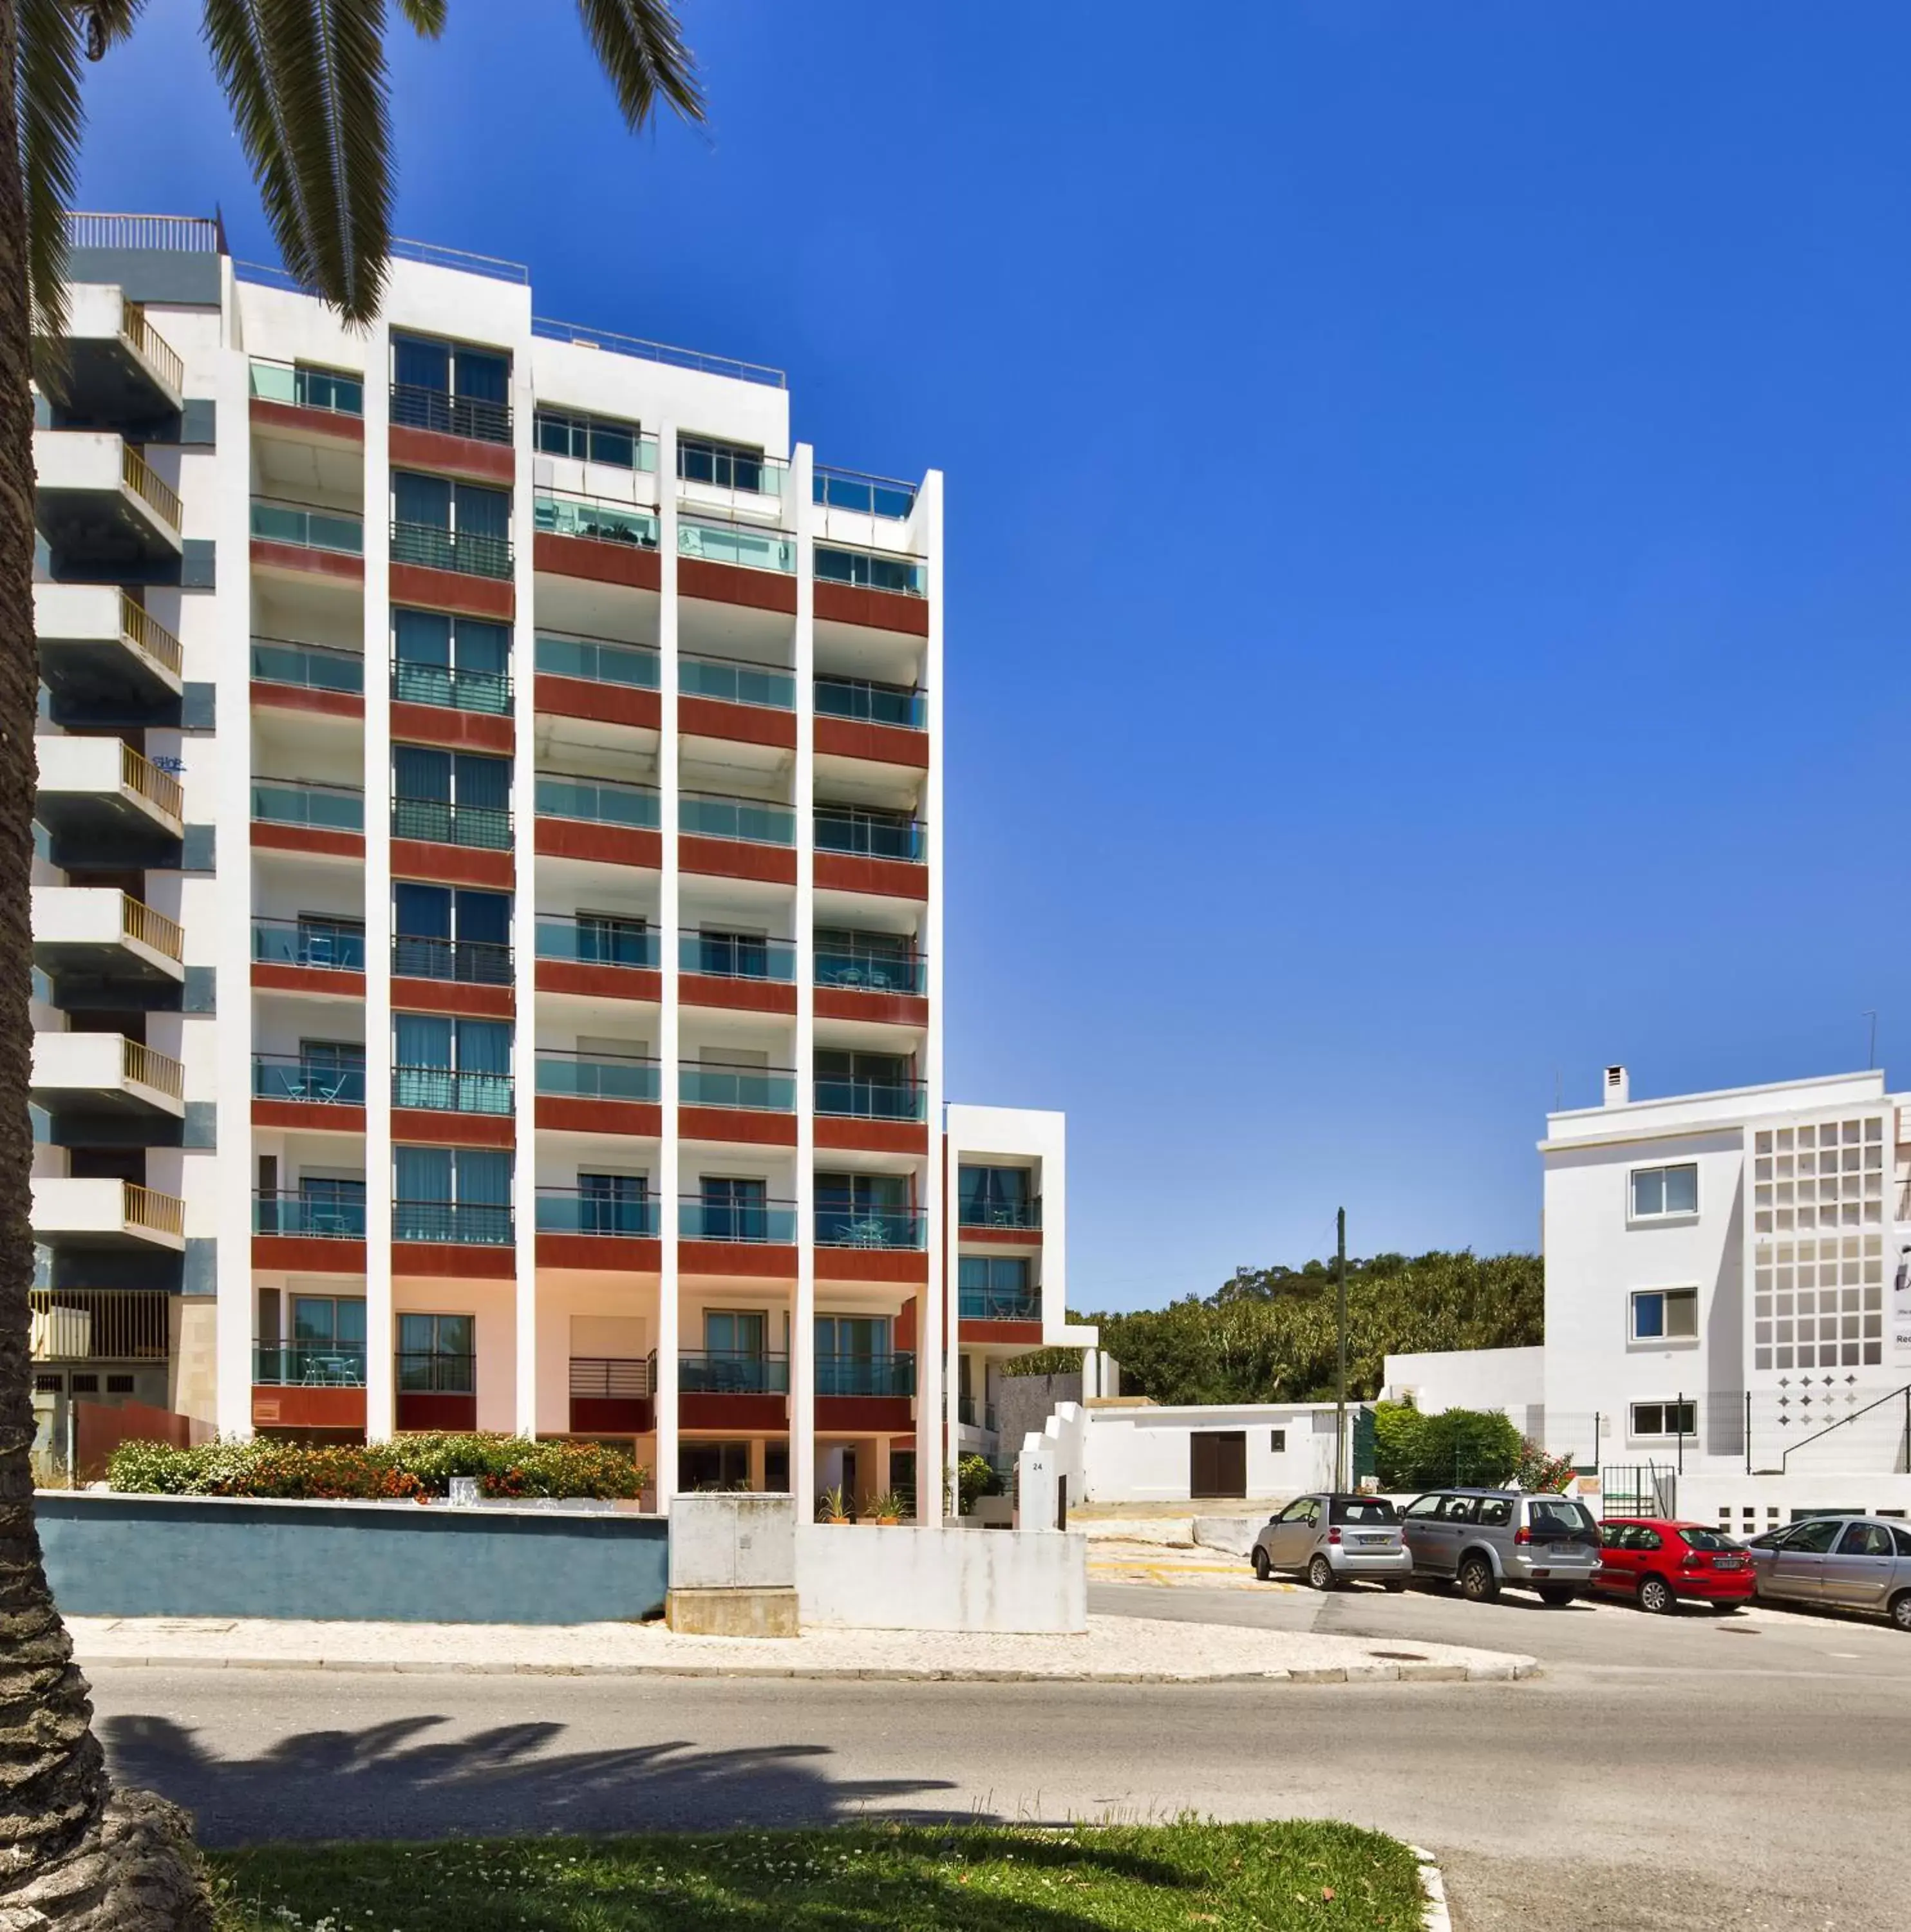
[388,424,515,485]
[959,1319,1044,1347]
[677,1106,798,1148]
[536,1233,661,1273]
[678,1240,798,1280]
[389,561,513,621]
[251,1099,366,1135]
[250,681,365,722]
[389,838,514,890]
[251,1235,366,1273]
[679,1394,787,1432]
[390,1241,516,1280]
[249,398,364,447]
[814,851,928,902]
[570,1396,655,1434]
[252,1385,367,1431]
[534,1096,661,1139]
[814,715,929,770]
[681,835,797,886]
[534,674,659,733]
[534,817,661,871]
[390,701,514,755]
[679,972,796,1017]
[814,581,930,637]
[250,539,365,584]
[533,531,661,591]
[957,1225,1042,1248]
[388,975,514,1019]
[252,963,368,1001]
[813,987,928,1028]
[815,1116,929,1157]
[535,960,660,1004]
[389,1109,516,1149]
[680,557,797,614]
[251,822,364,862]
[816,1246,930,1285]
[396,1392,478,1431]
[815,1396,914,1434]
[679,694,797,752]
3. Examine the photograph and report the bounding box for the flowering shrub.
[1514,1437,1577,1493]
[106,1433,648,1502]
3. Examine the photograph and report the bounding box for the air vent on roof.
[1604,1065,1630,1107]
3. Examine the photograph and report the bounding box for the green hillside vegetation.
[1010,1249,1541,1406]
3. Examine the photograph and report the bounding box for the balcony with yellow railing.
[33,585,184,720]
[118,299,184,401]
[29,1032,186,1121]
[30,278,186,421]
[30,1176,186,1251]
[32,429,184,569]
[122,444,182,530]
[33,733,185,860]
[32,885,184,986]
[29,1287,172,1361]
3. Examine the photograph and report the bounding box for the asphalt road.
[86,1584,1911,1932]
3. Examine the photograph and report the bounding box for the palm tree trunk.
[0,11,207,1925]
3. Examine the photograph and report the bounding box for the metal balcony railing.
[390,381,511,445]
[66,211,220,252]
[119,594,182,678]
[570,1356,653,1398]
[534,632,659,689]
[679,1065,796,1112]
[253,1342,366,1387]
[390,520,513,580]
[252,1054,366,1106]
[959,1287,1041,1323]
[679,651,795,710]
[814,544,926,598]
[534,914,656,969]
[392,1066,514,1115]
[816,1206,926,1249]
[813,674,927,730]
[254,1191,367,1238]
[29,1287,169,1361]
[123,445,181,530]
[680,791,795,846]
[957,1195,1042,1231]
[251,497,364,555]
[533,492,656,551]
[391,657,511,715]
[395,1350,477,1393]
[678,1198,798,1243]
[119,893,182,962]
[531,314,786,388]
[957,1397,1001,1432]
[390,796,511,849]
[813,465,916,520]
[680,931,796,983]
[252,918,366,972]
[251,638,365,694]
[817,1352,915,1398]
[538,1190,658,1237]
[391,935,512,985]
[814,943,926,995]
[678,516,795,575]
[248,357,363,415]
[814,807,925,862]
[677,1351,789,1394]
[122,1039,184,1101]
[121,1183,184,1240]
[120,742,183,820]
[815,1076,927,1122]
[120,299,183,395]
[534,773,659,831]
[253,779,364,833]
[391,1201,513,1246]
[535,1051,660,1103]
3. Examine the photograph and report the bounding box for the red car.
[1594,1517,1755,1613]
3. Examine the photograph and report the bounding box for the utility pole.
[1334,1206,1348,1491]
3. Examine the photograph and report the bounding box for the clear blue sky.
[71,5,1911,1309]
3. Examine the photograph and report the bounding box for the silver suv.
[1401,1488,1602,1605]
[1252,1493,1413,1591]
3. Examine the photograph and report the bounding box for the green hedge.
[1371,1400,1523,1492]
[106,1434,648,1502]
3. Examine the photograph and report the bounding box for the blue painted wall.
[37,1495,669,1625]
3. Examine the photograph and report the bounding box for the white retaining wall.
[1673,1472,1911,1533]
[796,1523,1087,1633]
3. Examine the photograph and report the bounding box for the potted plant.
[816,1484,852,1524]
[867,1489,907,1526]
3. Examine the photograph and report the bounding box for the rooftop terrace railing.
[531,316,786,388]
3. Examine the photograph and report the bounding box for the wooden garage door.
[1190,1429,1247,1499]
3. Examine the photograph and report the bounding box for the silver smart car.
[1252,1492,1413,1591]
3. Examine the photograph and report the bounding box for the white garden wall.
[796,1523,1086,1633]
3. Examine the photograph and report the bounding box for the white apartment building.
[27,211,1087,1517]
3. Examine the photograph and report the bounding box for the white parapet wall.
[1675,1472,1911,1533]
[795,1524,1087,1633]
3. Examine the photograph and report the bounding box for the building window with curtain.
[391,471,513,579]
[390,333,511,444]
[699,1176,768,1242]
[393,884,512,985]
[815,1171,916,1249]
[957,1164,1037,1229]
[959,1255,1037,1321]
[393,1014,513,1115]
[393,1146,512,1245]
[391,609,511,714]
[391,745,512,850]
[578,1171,650,1236]
[396,1311,476,1392]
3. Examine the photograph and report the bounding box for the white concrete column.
[510,341,538,1434]
[791,442,817,1517]
[918,470,946,1523]
[654,422,681,1512]
[362,322,395,1441]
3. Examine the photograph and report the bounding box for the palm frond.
[397,0,443,36]
[15,0,86,345]
[88,1,149,49]
[574,0,703,131]
[200,0,393,323]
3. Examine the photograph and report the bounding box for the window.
[68,1374,98,1394]
[1440,1495,1479,1523]
[1837,1522,1894,1558]
[1269,1428,1286,1453]
[392,746,511,848]
[392,610,511,714]
[393,1147,511,1244]
[815,925,921,992]
[393,885,511,984]
[1403,1493,1445,1519]
[296,1176,366,1236]
[1630,1401,1696,1439]
[958,1256,1031,1298]
[397,1312,475,1390]
[391,471,512,576]
[957,1164,1035,1227]
[818,1171,910,1246]
[694,929,771,980]
[1276,1497,1313,1522]
[1631,1164,1699,1218]
[700,1175,767,1241]
[535,408,640,469]
[1631,1287,1699,1342]
[390,334,510,442]
[1329,1498,1398,1525]
[1781,1518,1843,1555]
[105,1374,135,1394]
[678,435,768,494]
[572,913,650,967]
[703,1310,767,1356]
[578,1173,649,1236]
[393,1015,513,1115]
[1476,1497,1512,1527]
[1893,1527,1911,1557]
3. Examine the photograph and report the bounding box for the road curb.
[79,1653,1539,1685]
[1409,1845,1451,1931]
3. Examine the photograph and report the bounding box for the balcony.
[253,1053,366,1107]
[536,1050,660,1103]
[679,1065,796,1112]
[251,498,364,558]
[253,1342,366,1387]
[35,433,182,569]
[391,658,511,715]
[30,1287,171,1361]
[816,1352,915,1397]
[681,793,795,846]
[391,935,512,986]
[35,585,184,719]
[678,517,795,575]
[815,545,927,598]
[816,1076,927,1122]
[959,1196,1042,1231]
[534,773,659,831]
[678,1198,798,1242]
[254,1192,366,1239]
[252,917,366,974]
[814,674,926,731]
[33,737,184,860]
[535,915,657,971]
[536,1189,659,1237]
[31,1178,184,1251]
[816,1206,926,1250]
[959,1286,1041,1323]
[31,1034,185,1120]
[393,1065,514,1115]
[534,632,658,690]
[32,887,184,985]
[534,491,657,550]
[813,466,916,522]
[250,358,364,419]
[815,807,924,862]
[569,1355,653,1434]
[391,795,511,849]
[254,778,365,834]
[252,638,365,697]
[679,1351,789,1395]
[957,1397,1001,1433]
[391,1202,513,1246]
[815,941,925,996]
[680,652,795,710]
[390,520,513,581]
[37,290,184,421]
[680,931,795,983]
[390,382,511,446]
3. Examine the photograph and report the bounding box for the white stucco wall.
[795,1523,1086,1632]
[1383,1346,1545,1430]
[1027,1399,1346,1506]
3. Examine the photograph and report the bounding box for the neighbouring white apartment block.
[26,211,1090,1517]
